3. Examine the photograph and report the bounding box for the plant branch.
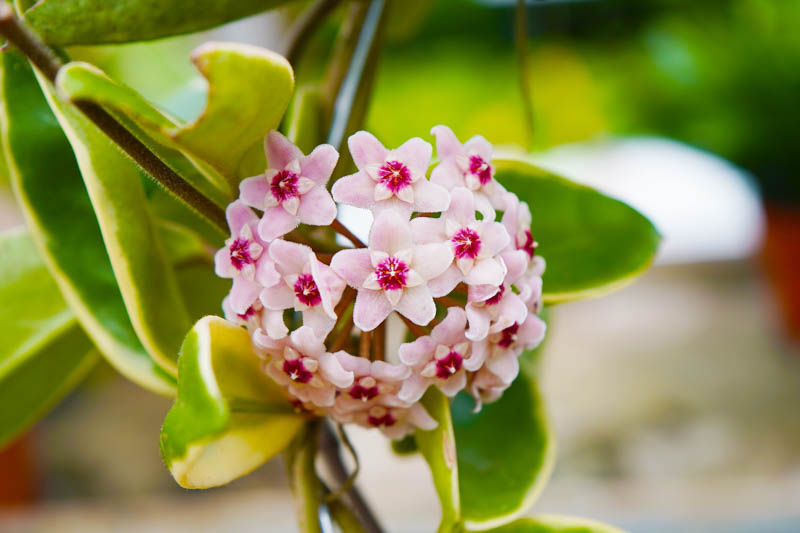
[331,218,366,248]
[398,313,429,338]
[0,5,228,232]
[286,0,343,66]
[515,0,536,150]
[318,422,384,533]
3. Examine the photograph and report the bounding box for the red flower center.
[236,304,258,322]
[368,412,397,427]
[499,322,520,348]
[282,358,313,383]
[485,284,505,306]
[229,238,253,270]
[435,351,464,379]
[518,229,536,259]
[293,274,321,307]
[451,227,481,259]
[270,169,300,203]
[375,256,409,291]
[349,382,379,402]
[378,160,412,193]
[468,155,493,185]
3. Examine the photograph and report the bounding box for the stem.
[515,0,536,150]
[331,218,366,248]
[358,329,371,359]
[326,0,386,151]
[287,422,324,533]
[435,295,465,308]
[318,422,384,533]
[286,0,343,66]
[0,5,228,232]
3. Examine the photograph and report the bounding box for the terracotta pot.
[763,204,800,343]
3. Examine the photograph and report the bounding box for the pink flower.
[332,131,450,215]
[330,210,453,331]
[331,356,410,415]
[239,130,338,241]
[498,192,536,283]
[482,314,546,385]
[254,326,354,407]
[336,403,438,440]
[430,125,506,218]
[464,283,528,341]
[516,256,546,313]
[398,307,486,402]
[258,239,346,339]
[222,296,262,331]
[214,201,280,314]
[411,187,509,296]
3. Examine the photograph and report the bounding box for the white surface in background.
[526,137,765,265]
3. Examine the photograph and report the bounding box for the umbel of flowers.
[216,126,546,438]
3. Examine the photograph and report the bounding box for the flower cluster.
[216,126,546,438]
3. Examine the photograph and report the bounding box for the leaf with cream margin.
[469,515,626,533]
[452,367,555,530]
[495,158,660,304]
[160,316,305,489]
[0,228,98,448]
[416,388,462,533]
[55,42,294,189]
[15,0,295,46]
[0,50,176,394]
[35,68,191,377]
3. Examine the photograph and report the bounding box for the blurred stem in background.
[515,0,536,150]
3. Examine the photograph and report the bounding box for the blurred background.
[1,0,799,531]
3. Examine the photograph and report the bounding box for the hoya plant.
[0,1,659,532]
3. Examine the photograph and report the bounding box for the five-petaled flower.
[331,210,453,331]
[214,201,280,314]
[332,131,450,215]
[240,130,339,241]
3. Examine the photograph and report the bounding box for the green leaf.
[0,228,98,448]
[16,0,295,46]
[416,388,461,533]
[452,367,555,530]
[495,158,660,303]
[469,515,626,533]
[56,42,294,189]
[0,50,176,394]
[34,68,191,377]
[160,316,304,489]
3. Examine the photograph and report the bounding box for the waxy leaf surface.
[496,159,660,303]
[417,388,461,533]
[0,229,97,448]
[0,51,177,394]
[161,316,304,488]
[452,367,555,530]
[16,0,294,46]
[36,69,190,377]
[56,42,294,190]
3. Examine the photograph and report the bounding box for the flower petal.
[431,125,464,161]
[486,351,519,385]
[239,175,269,209]
[398,374,431,404]
[408,403,438,430]
[412,179,450,213]
[464,257,506,286]
[395,285,436,326]
[302,307,337,339]
[391,137,432,176]
[266,130,303,170]
[269,239,311,274]
[297,186,337,226]
[330,249,373,287]
[258,206,298,241]
[369,210,412,254]
[372,360,411,381]
[438,371,466,397]
[319,353,355,388]
[464,134,493,161]
[398,336,436,366]
[226,200,259,236]
[430,306,467,346]
[412,242,454,280]
[430,160,463,191]
[427,264,462,298]
[348,131,388,169]
[353,289,393,331]
[300,144,339,185]
[447,187,477,226]
[331,171,375,208]
[465,303,490,341]
[259,283,295,310]
[230,276,262,314]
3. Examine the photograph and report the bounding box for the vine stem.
[515,0,536,150]
[286,0,343,66]
[0,4,228,232]
[318,422,384,533]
